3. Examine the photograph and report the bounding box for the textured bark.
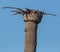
[23,10,43,52]
[24,21,37,52]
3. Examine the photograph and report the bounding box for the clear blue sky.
[0,0,60,52]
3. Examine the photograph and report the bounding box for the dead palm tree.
[3,7,56,52]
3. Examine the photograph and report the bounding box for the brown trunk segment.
[23,10,43,52]
[24,21,38,52]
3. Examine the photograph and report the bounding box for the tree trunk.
[24,21,38,52]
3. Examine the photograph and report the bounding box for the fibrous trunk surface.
[24,21,37,52]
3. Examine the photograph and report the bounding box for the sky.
[0,0,60,52]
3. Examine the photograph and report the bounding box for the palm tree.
[3,7,56,52]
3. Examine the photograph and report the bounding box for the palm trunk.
[24,21,38,52]
[23,10,43,52]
